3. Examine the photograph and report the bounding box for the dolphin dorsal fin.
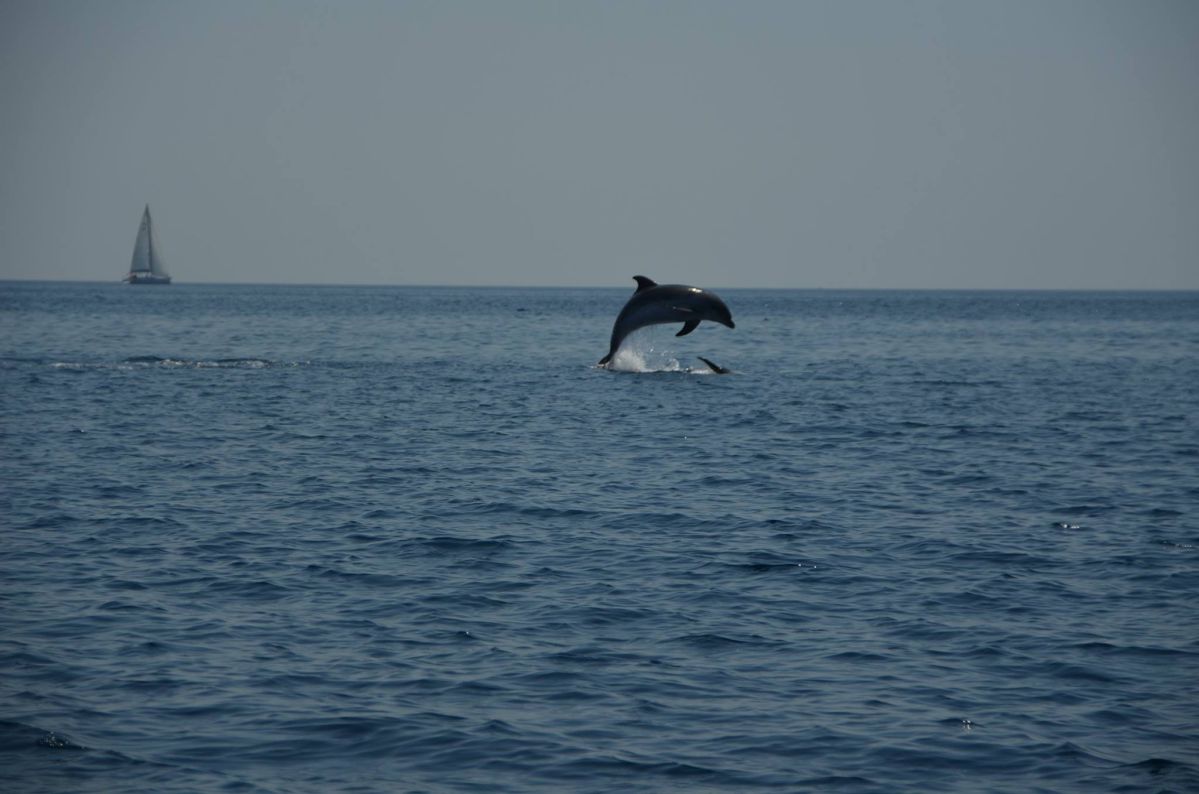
[632,275,658,292]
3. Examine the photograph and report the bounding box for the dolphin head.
[711,297,735,329]
[695,288,735,329]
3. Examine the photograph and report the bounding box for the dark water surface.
[2,282,1197,792]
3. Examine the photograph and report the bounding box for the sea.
[1,281,1196,793]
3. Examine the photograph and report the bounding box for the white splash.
[602,329,715,374]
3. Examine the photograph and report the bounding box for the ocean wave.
[42,356,311,370]
[5,285,1197,793]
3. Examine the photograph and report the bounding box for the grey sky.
[2,0,1196,288]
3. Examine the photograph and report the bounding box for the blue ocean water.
[1,281,1196,793]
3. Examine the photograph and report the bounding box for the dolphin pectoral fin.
[676,319,701,337]
[633,275,657,292]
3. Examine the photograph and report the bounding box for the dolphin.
[696,356,732,374]
[598,275,735,367]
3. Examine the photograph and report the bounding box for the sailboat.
[123,205,171,284]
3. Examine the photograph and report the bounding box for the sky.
[1,0,1196,289]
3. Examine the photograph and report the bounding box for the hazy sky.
[2,1,1196,288]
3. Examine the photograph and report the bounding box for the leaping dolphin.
[598,276,735,367]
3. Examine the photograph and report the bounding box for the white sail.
[148,209,167,277]
[125,205,171,284]
[129,208,151,274]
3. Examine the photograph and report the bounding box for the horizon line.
[2,277,1197,293]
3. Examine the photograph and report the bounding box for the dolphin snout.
[723,319,736,329]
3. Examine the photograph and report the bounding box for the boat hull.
[124,274,171,285]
